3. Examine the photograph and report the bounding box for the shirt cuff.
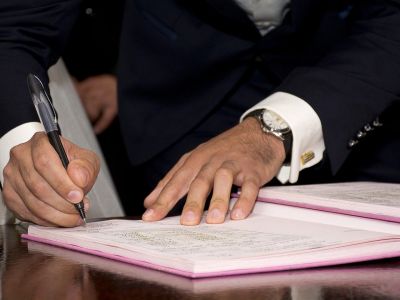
[0,122,44,185]
[240,92,325,183]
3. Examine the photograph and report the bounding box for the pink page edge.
[252,195,400,223]
[21,234,400,279]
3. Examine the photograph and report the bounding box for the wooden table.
[1,224,400,300]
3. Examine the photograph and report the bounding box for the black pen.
[27,73,87,224]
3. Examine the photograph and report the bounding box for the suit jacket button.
[85,7,95,16]
[357,131,366,138]
[255,56,263,63]
[373,118,383,127]
[348,139,358,148]
[364,124,373,132]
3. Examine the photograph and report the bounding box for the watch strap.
[244,109,292,157]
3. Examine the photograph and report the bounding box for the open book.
[22,182,400,278]
[254,181,400,223]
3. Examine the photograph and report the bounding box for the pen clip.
[27,74,59,133]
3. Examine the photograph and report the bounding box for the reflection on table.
[1,224,400,300]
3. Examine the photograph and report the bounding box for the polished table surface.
[1,223,400,300]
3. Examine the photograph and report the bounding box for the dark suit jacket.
[63,0,125,80]
[1,0,400,182]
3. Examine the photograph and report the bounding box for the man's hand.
[2,132,100,227]
[74,75,118,134]
[142,117,286,225]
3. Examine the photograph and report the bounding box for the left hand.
[74,75,118,134]
[142,117,286,225]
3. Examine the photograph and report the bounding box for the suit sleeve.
[0,0,80,137]
[277,0,400,174]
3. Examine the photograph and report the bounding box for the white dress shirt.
[234,0,325,183]
[0,0,325,186]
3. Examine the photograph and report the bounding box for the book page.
[253,202,400,235]
[262,182,400,207]
[28,215,394,262]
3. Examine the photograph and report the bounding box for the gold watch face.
[262,110,290,133]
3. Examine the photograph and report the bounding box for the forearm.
[0,0,81,136]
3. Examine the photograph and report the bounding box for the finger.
[181,163,216,225]
[11,171,83,227]
[230,176,260,220]
[83,98,102,123]
[11,143,78,214]
[75,78,96,95]
[8,137,83,212]
[30,133,85,204]
[18,159,78,214]
[2,181,54,226]
[93,106,116,134]
[144,152,191,208]
[65,145,100,194]
[142,158,198,222]
[206,161,240,224]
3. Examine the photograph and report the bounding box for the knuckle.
[34,153,51,170]
[161,186,180,203]
[210,197,227,207]
[238,195,254,204]
[215,167,233,179]
[53,180,70,195]
[190,176,210,190]
[152,200,170,212]
[3,164,13,180]
[245,178,260,189]
[187,150,203,163]
[173,166,195,184]
[9,145,22,160]
[2,186,14,203]
[156,178,167,188]
[31,132,47,146]
[29,179,48,197]
[32,131,45,140]
[184,200,200,211]
[181,152,191,160]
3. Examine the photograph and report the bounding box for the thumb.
[66,148,100,194]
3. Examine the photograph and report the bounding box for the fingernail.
[231,208,245,220]
[208,209,223,220]
[68,190,82,202]
[182,211,196,224]
[142,209,154,220]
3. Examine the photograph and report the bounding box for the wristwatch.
[244,109,293,156]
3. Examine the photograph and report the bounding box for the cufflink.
[301,151,315,165]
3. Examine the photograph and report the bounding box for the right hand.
[2,132,100,227]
